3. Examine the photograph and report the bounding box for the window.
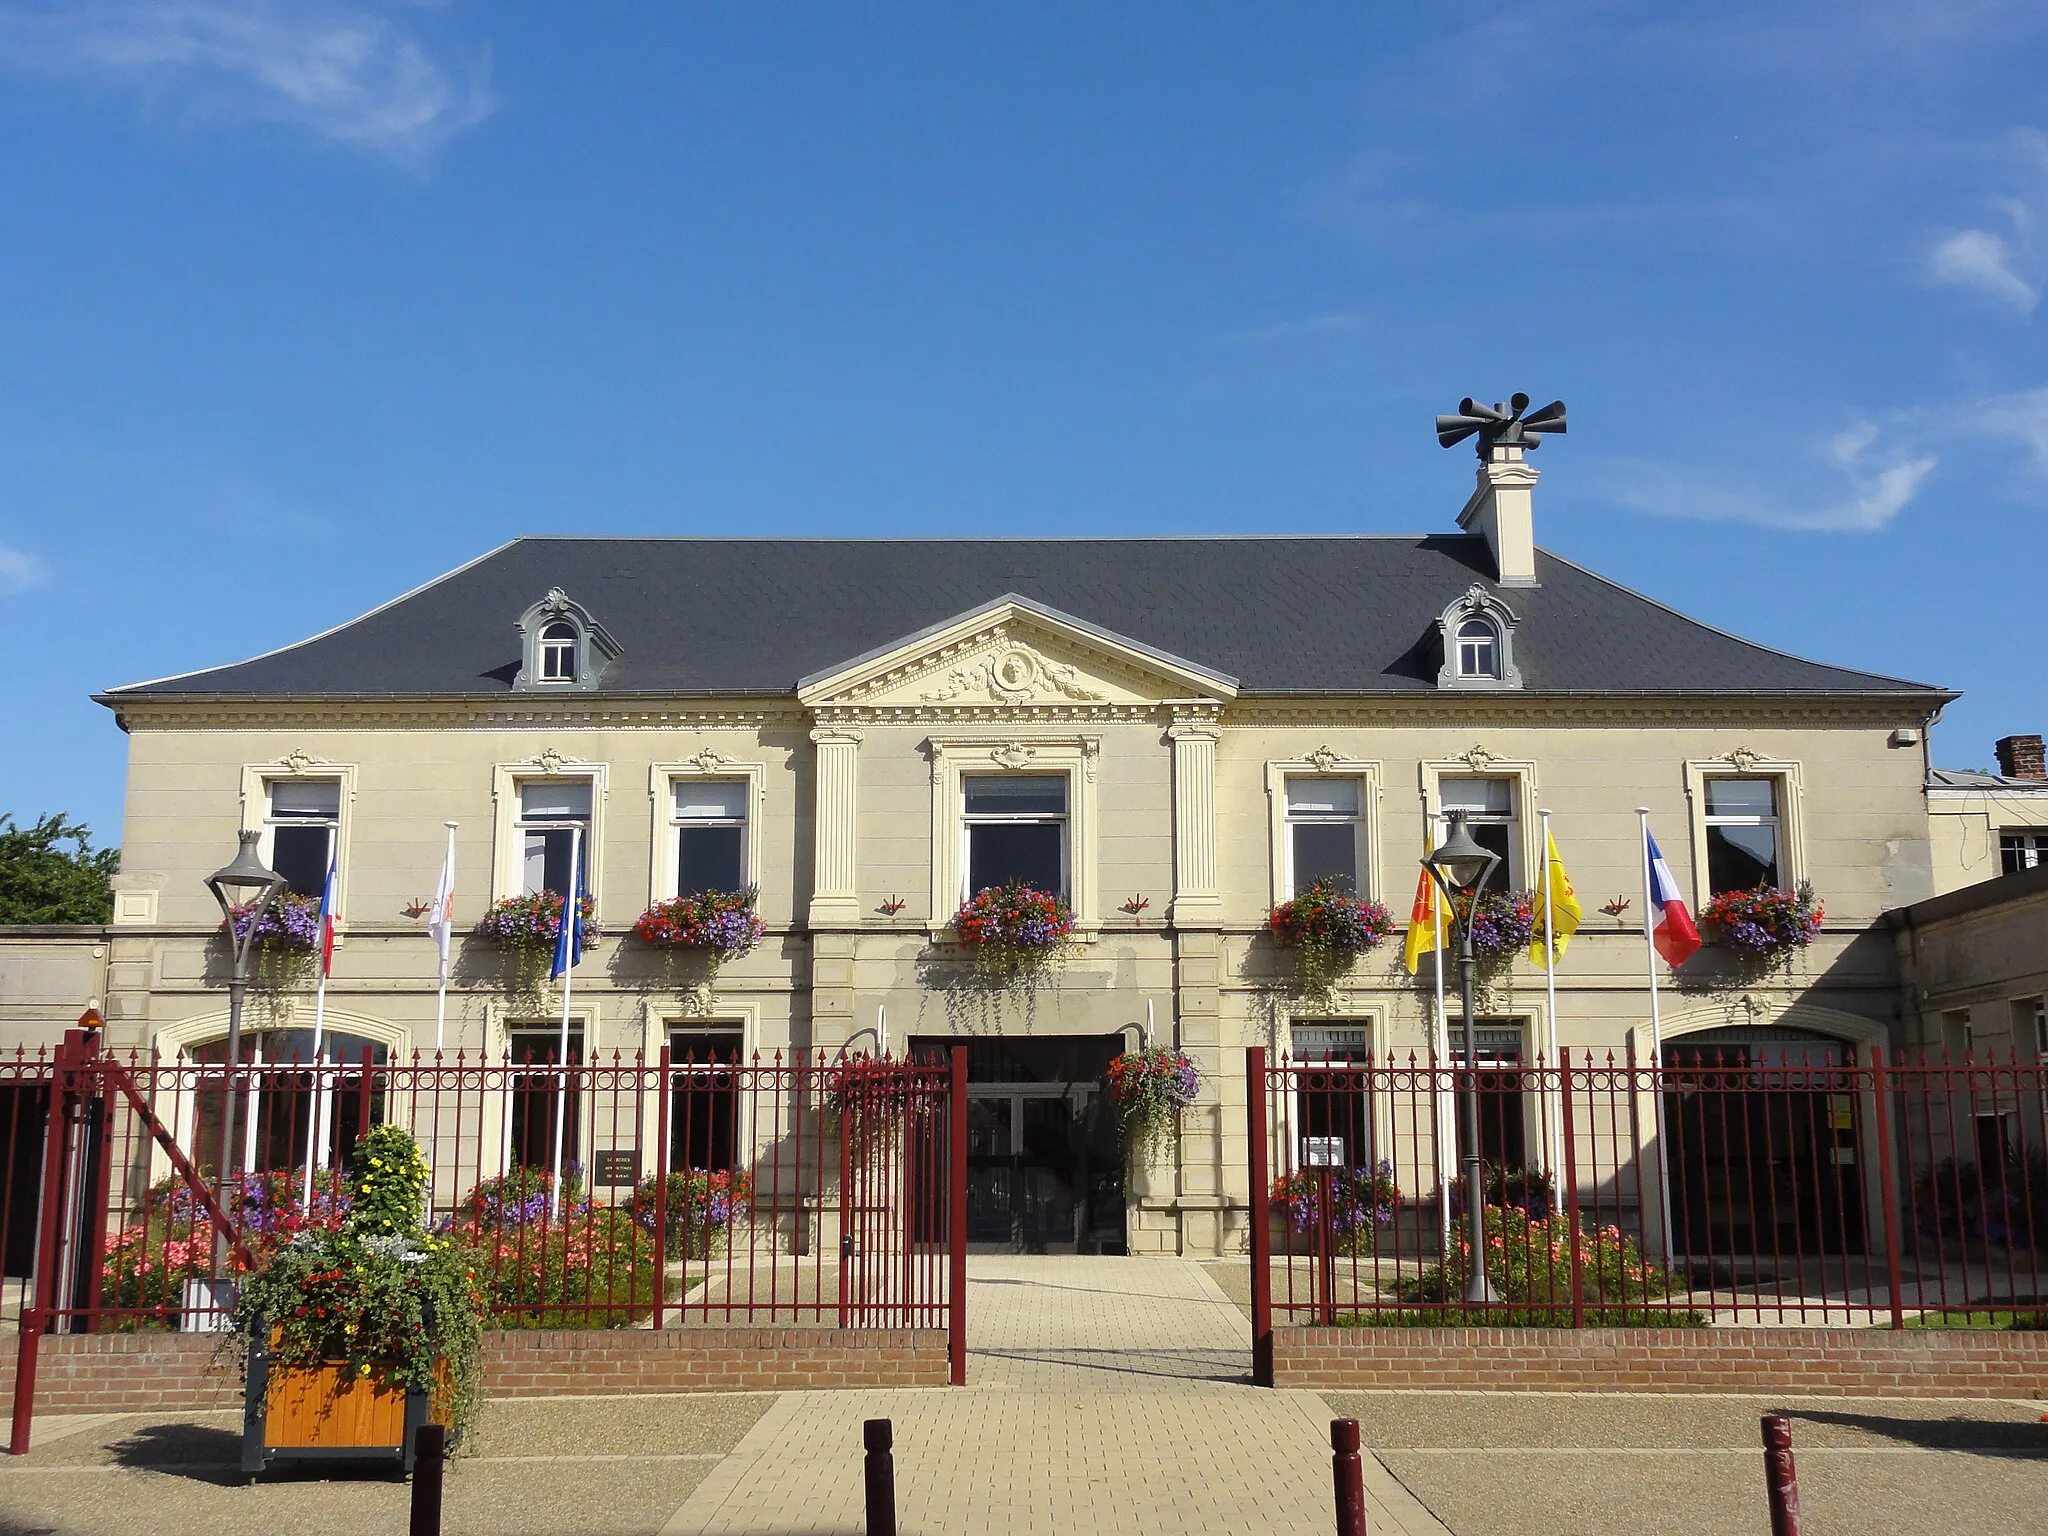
[1440,777,1518,885]
[508,1027,582,1172]
[1455,617,1499,680]
[668,1027,744,1173]
[673,782,747,895]
[192,1028,386,1177]
[1291,1023,1373,1171]
[963,774,1066,896]
[2000,830,2048,875]
[1450,1021,1527,1174]
[1704,777,1782,893]
[1286,778,1364,895]
[518,781,592,896]
[266,779,341,898]
[538,622,578,684]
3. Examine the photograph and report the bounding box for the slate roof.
[102,536,1950,701]
[1928,769,2048,791]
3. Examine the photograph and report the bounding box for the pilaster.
[807,724,864,929]
[1167,712,1222,928]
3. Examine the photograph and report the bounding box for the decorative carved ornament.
[531,748,569,776]
[1306,744,1342,773]
[1455,744,1499,772]
[687,747,729,773]
[539,587,574,616]
[919,642,1107,705]
[1722,747,1765,773]
[990,743,1038,770]
[277,750,323,774]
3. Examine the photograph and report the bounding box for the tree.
[0,814,119,925]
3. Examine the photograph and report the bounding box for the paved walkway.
[660,1255,1449,1535]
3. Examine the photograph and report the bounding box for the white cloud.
[0,546,51,593]
[1947,385,2048,467]
[1595,421,1937,533]
[0,1,492,162]
[1928,228,2037,310]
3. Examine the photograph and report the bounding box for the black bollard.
[1761,1414,1801,1536]
[410,1423,446,1536]
[864,1417,897,1536]
[1332,1417,1367,1536]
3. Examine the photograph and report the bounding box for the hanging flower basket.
[475,892,601,993]
[224,891,322,995]
[1702,882,1823,967]
[1447,888,1537,956]
[1271,1162,1402,1255]
[1104,1047,1201,1159]
[951,882,1075,987]
[632,888,766,961]
[1268,880,1395,1004]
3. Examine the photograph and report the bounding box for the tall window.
[1456,617,1499,680]
[1286,778,1364,895]
[673,782,747,894]
[507,1028,581,1171]
[2001,830,2048,875]
[266,779,340,897]
[963,774,1066,895]
[668,1026,744,1173]
[519,781,592,896]
[1440,777,1517,884]
[1291,1023,1373,1172]
[538,622,578,684]
[1703,777,1782,893]
[192,1028,385,1177]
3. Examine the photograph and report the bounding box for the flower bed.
[1389,1207,1699,1325]
[1272,1161,1401,1255]
[1103,1047,1201,1158]
[102,1173,346,1321]
[447,1166,657,1327]
[952,882,1075,990]
[1268,880,1395,1003]
[632,888,766,960]
[628,1168,754,1260]
[1701,882,1823,966]
[1913,1152,2048,1251]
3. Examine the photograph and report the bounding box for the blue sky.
[3,1,2045,845]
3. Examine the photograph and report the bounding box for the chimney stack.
[1456,445,1540,588]
[1995,734,2046,780]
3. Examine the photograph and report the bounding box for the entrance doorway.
[1663,1027,1865,1258]
[912,1035,1125,1254]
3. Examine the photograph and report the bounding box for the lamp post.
[206,831,286,1201]
[1424,809,1502,1305]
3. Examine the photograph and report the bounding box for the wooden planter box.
[240,1331,449,1480]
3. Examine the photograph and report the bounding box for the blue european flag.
[549,841,583,980]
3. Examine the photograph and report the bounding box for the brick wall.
[1273,1325,2048,1398]
[0,1328,950,1415]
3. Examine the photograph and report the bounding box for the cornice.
[107,698,806,731]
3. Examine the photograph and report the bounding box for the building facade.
[35,449,1959,1255]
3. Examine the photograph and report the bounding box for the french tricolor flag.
[316,851,339,979]
[1645,829,1701,967]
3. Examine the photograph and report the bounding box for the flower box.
[632,888,766,960]
[240,1330,451,1479]
[1700,882,1823,964]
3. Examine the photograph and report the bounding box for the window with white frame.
[1290,1022,1373,1172]
[518,780,592,896]
[673,781,747,895]
[1440,776,1518,885]
[538,622,579,684]
[266,779,341,898]
[2001,830,2048,875]
[1285,778,1364,895]
[1703,777,1782,893]
[963,774,1066,896]
[1455,617,1500,680]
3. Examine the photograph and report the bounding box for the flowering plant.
[226,892,321,953]
[445,1166,656,1328]
[1396,1207,1696,1325]
[1104,1047,1201,1158]
[1268,880,1395,1003]
[629,1168,754,1260]
[827,1057,943,1162]
[1447,888,1538,957]
[1272,1162,1401,1255]
[475,892,602,954]
[951,882,1075,992]
[226,1125,487,1439]
[102,1174,347,1320]
[633,888,766,961]
[1701,882,1823,965]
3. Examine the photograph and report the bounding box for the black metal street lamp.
[206,831,286,1190]
[1424,809,1503,1305]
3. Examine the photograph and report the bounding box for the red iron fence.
[1247,1044,2048,1360]
[9,1023,969,1449]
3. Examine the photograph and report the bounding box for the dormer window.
[1456,617,1500,680]
[538,622,578,684]
[514,588,621,692]
[1434,583,1523,691]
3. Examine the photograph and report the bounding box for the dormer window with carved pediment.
[514,588,621,692]
[1434,584,1523,691]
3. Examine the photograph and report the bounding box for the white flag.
[429,827,457,983]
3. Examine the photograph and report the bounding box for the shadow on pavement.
[1785,1408,2048,1457]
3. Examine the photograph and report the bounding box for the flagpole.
[303,965,329,1207]
[1636,808,1674,1263]
[434,820,458,1052]
[243,1043,263,1180]
[550,826,582,1223]
[1538,809,1562,1179]
[1430,811,1451,1258]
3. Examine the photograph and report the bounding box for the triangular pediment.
[796,594,1238,710]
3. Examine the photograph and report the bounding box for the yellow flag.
[1527,826,1582,966]
[1402,840,1439,975]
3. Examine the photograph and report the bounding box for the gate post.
[652,1045,669,1332]
[947,1046,967,1387]
[11,1032,81,1455]
[1247,1046,1273,1388]
[1868,1048,1905,1330]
